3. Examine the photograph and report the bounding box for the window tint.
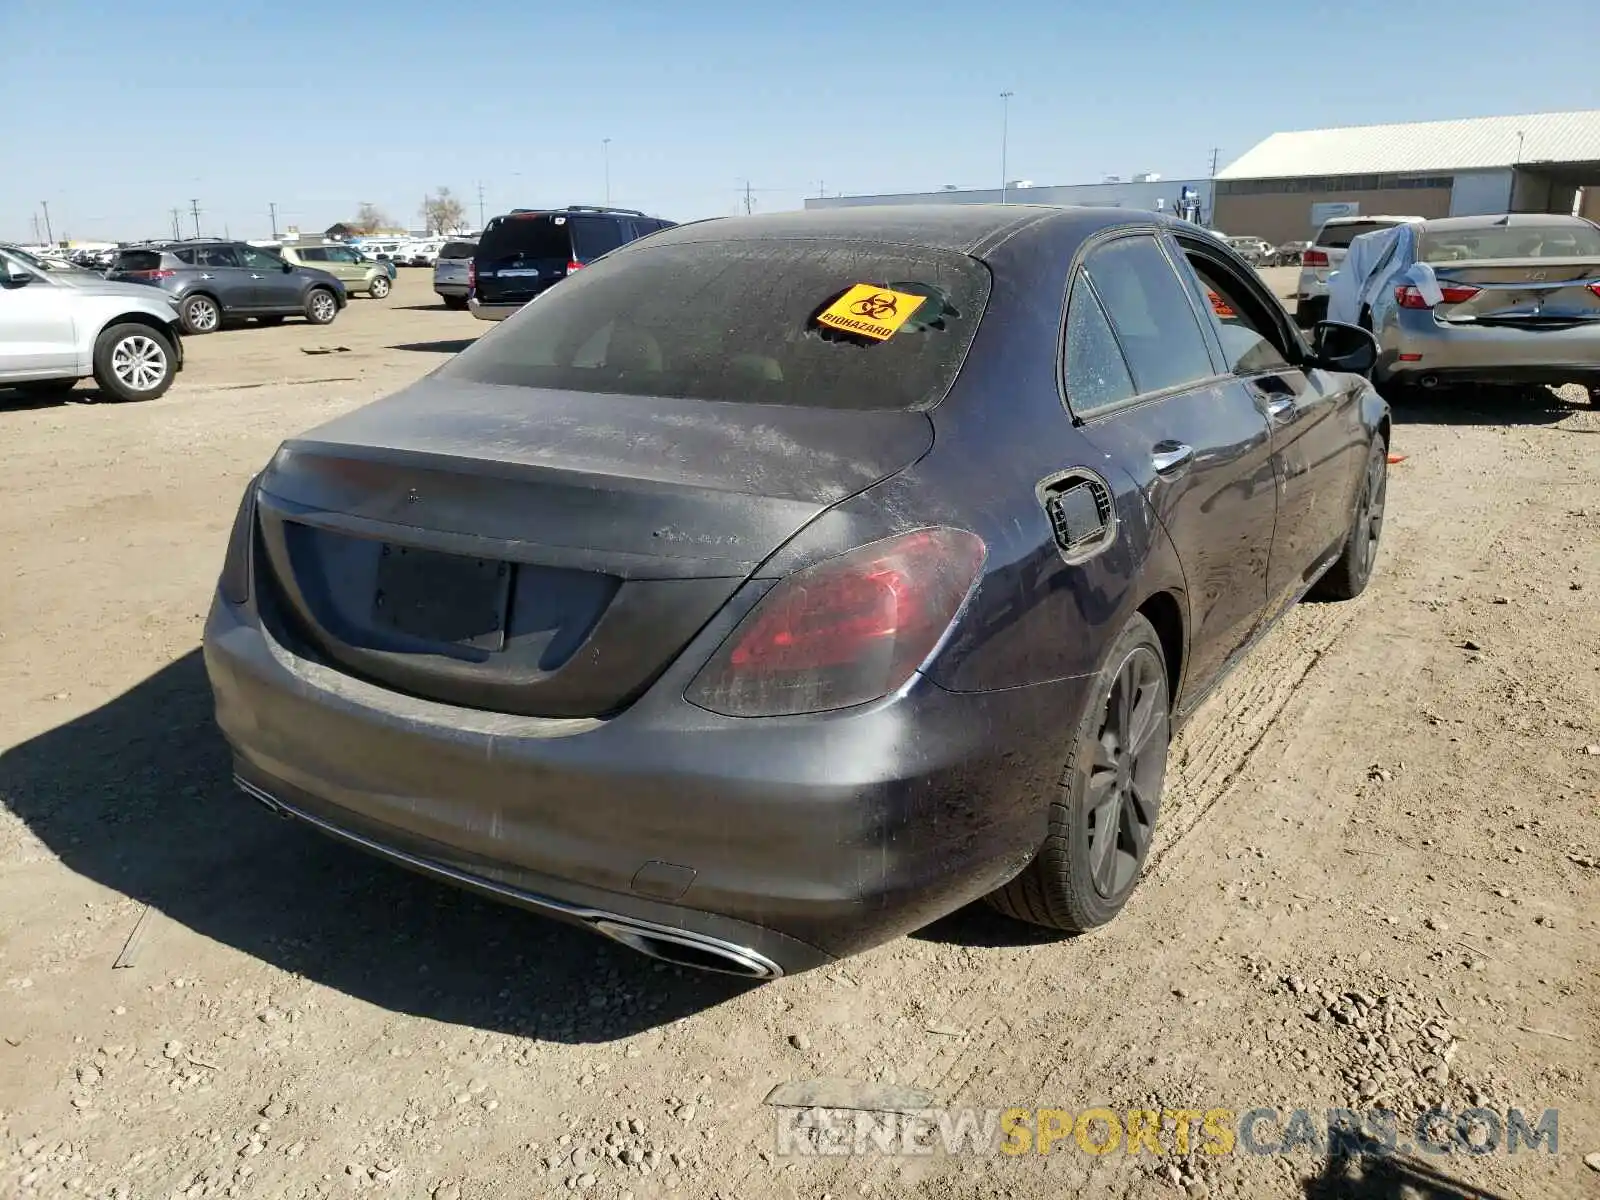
[1084,236,1216,394]
[237,246,282,271]
[478,215,572,262]
[439,241,477,259]
[324,246,360,263]
[1418,222,1600,262]
[114,250,162,272]
[298,247,328,262]
[172,249,197,265]
[196,246,240,268]
[570,217,628,262]
[1315,220,1403,249]
[1185,254,1292,377]
[439,238,991,411]
[1063,274,1136,414]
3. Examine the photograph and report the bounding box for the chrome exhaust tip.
[1419,374,1440,390]
[590,919,783,980]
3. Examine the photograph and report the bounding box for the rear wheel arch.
[1137,590,1185,710]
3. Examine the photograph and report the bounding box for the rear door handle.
[1151,443,1195,476]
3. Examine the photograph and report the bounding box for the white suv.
[1295,215,1424,326]
[1,245,185,401]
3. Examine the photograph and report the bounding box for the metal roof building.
[1213,109,1600,244]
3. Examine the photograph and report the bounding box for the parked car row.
[106,240,352,335]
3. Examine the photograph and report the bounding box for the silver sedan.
[1342,214,1600,402]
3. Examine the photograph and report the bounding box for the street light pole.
[40,201,54,244]
[603,138,612,206]
[999,92,1014,204]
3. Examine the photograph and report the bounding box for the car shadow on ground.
[0,384,109,410]
[0,651,752,1042]
[1386,384,1591,428]
[394,303,454,312]
[1301,1135,1513,1200]
[390,339,478,355]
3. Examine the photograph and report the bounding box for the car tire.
[180,294,221,335]
[369,275,391,299]
[1311,437,1387,601]
[440,294,468,310]
[304,288,339,326]
[92,323,175,402]
[985,612,1171,933]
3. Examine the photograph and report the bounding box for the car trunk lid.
[251,378,933,718]
[1430,257,1600,324]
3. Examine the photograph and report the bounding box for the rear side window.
[298,247,328,262]
[197,246,241,268]
[116,250,162,272]
[439,241,477,259]
[171,249,197,265]
[1063,274,1136,414]
[440,238,991,411]
[1083,235,1216,395]
[477,216,572,261]
[570,217,628,262]
[1315,221,1401,249]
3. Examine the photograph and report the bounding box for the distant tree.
[352,202,390,234]
[422,188,467,234]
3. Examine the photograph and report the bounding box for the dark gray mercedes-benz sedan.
[204,205,1390,977]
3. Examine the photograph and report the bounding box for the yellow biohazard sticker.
[816,284,928,341]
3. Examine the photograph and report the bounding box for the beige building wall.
[1214,188,1453,244]
[1580,188,1600,222]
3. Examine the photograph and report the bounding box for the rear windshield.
[114,250,162,271]
[439,238,991,411]
[439,241,477,258]
[477,215,572,262]
[1419,223,1600,262]
[1315,221,1404,249]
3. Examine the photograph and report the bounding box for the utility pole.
[170,208,182,240]
[189,198,201,238]
[1209,147,1221,177]
[269,202,278,239]
[40,201,54,244]
[603,138,612,206]
[31,213,41,243]
[999,92,1015,204]
[817,180,825,198]
[476,181,486,229]
[742,181,754,215]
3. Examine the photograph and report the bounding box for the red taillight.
[1588,283,1600,298]
[466,260,476,289]
[567,260,584,273]
[1302,249,1330,268]
[686,528,987,717]
[129,269,176,280]
[1395,284,1480,309]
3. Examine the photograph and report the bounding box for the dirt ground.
[1,268,1597,1200]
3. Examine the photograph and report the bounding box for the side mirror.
[282,260,294,272]
[2,265,33,287]
[1309,320,1379,377]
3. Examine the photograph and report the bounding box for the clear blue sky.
[4,0,1598,243]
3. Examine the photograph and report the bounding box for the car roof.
[643,204,1150,259]
[1419,213,1596,232]
[1320,215,1423,226]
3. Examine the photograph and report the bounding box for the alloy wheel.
[187,299,218,332]
[1361,453,1387,574]
[110,335,167,391]
[371,276,390,298]
[311,293,336,322]
[1085,646,1169,899]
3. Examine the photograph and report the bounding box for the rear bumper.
[1379,314,1600,385]
[203,592,1082,972]
[433,282,468,297]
